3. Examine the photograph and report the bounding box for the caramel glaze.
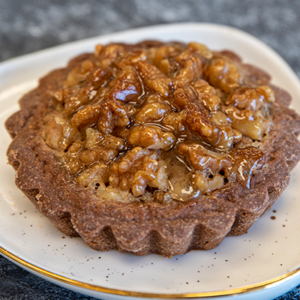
[43,40,274,203]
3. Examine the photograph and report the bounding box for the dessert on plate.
[5,40,300,257]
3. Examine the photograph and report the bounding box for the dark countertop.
[0,0,300,299]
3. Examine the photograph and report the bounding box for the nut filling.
[44,41,274,203]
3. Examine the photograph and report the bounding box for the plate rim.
[1,246,300,298]
[1,22,300,298]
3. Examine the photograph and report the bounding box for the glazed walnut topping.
[44,41,275,203]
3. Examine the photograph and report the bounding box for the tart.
[5,40,300,257]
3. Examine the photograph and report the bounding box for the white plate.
[1,23,300,300]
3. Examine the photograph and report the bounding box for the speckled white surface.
[1,24,300,300]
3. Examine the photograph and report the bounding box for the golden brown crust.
[5,45,300,257]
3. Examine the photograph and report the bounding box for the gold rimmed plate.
[1,23,300,300]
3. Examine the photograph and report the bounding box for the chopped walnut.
[77,163,109,187]
[162,111,187,133]
[152,45,181,74]
[61,142,84,175]
[64,60,94,87]
[227,86,275,113]
[187,42,213,59]
[84,128,125,151]
[222,105,264,140]
[109,147,159,194]
[127,125,176,150]
[205,57,241,93]
[134,102,172,124]
[153,45,180,67]
[95,44,124,68]
[172,86,195,110]
[98,99,130,135]
[191,172,224,194]
[178,143,232,173]
[114,127,130,139]
[137,61,172,97]
[173,50,202,88]
[157,58,171,74]
[154,191,173,204]
[125,103,139,117]
[186,102,216,142]
[218,125,243,149]
[96,185,130,202]
[193,79,216,94]
[192,79,221,111]
[115,49,147,69]
[57,87,90,116]
[210,111,231,126]
[131,169,157,196]
[44,117,79,151]
[85,128,102,149]
[105,66,142,102]
[227,87,262,111]
[101,134,125,151]
[85,67,112,90]
[71,104,101,129]
[142,93,165,105]
[112,152,168,197]
[256,85,275,103]
[110,147,158,177]
[186,102,241,149]
[79,146,118,165]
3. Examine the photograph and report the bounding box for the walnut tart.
[5,40,300,257]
